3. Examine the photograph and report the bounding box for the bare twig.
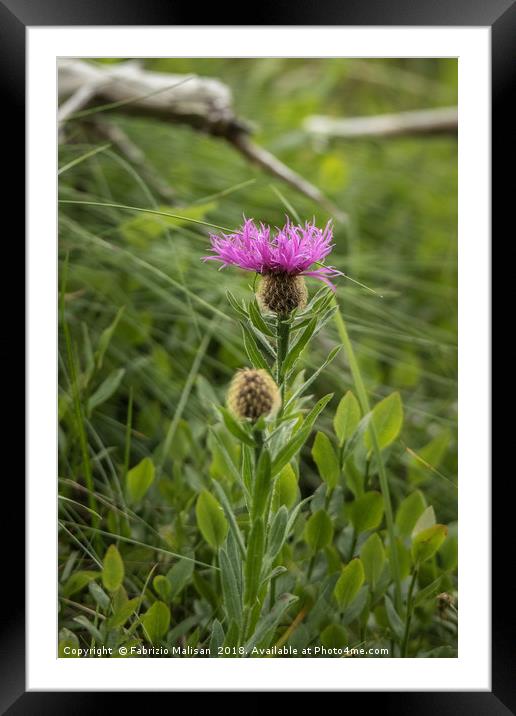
[58,84,99,141]
[304,107,458,140]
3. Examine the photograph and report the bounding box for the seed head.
[256,272,308,315]
[227,368,281,422]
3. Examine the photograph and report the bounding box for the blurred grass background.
[59,57,457,534]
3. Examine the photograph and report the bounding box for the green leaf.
[102,545,124,593]
[208,426,244,487]
[252,449,272,519]
[226,530,243,597]
[73,616,103,643]
[360,533,386,590]
[95,306,125,370]
[219,548,242,626]
[271,464,299,511]
[209,619,225,657]
[384,595,404,642]
[192,572,218,612]
[223,621,240,649]
[212,481,246,556]
[226,290,248,318]
[333,391,361,446]
[248,299,275,337]
[108,597,139,629]
[88,581,110,610]
[87,368,125,414]
[364,392,403,451]
[408,430,451,484]
[240,322,271,373]
[262,566,287,585]
[390,538,411,581]
[414,576,443,607]
[244,518,265,606]
[438,524,458,571]
[412,524,448,563]
[126,456,155,503]
[344,456,365,499]
[268,506,289,560]
[341,585,368,626]
[244,593,298,653]
[411,506,436,538]
[58,628,79,657]
[334,559,365,609]
[167,616,199,645]
[142,601,171,644]
[395,490,427,538]
[219,406,256,447]
[195,490,228,549]
[166,558,195,599]
[285,346,341,409]
[304,509,334,553]
[350,491,384,534]
[311,431,340,490]
[247,320,276,359]
[153,575,173,602]
[271,393,333,476]
[241,444,254,495]
[112,585,128,612]
[283,317,317,376]
[62,570,99,598]
[321,623,348,649]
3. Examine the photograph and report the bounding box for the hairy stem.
[333,298,402,613]
[276,315,290,408]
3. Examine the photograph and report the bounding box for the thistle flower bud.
[256,272,308,316]
[227,368,281,422]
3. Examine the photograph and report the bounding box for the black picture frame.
[2,0,507,709]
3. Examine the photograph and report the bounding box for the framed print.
[1,0,508,707]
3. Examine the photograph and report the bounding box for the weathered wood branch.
[304,107,458,140]
[58,60,345,220]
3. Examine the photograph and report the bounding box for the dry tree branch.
[304,107,458,140]
[58,59,346,221]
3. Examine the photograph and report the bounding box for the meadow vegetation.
[58,58,458,658]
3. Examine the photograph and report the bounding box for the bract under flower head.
[203,218,342,289]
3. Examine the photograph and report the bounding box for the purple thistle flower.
[203,218,342,289]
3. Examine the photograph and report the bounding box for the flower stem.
[333,298,402,613]
[401,566,419,657]
[276,314,290,408]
